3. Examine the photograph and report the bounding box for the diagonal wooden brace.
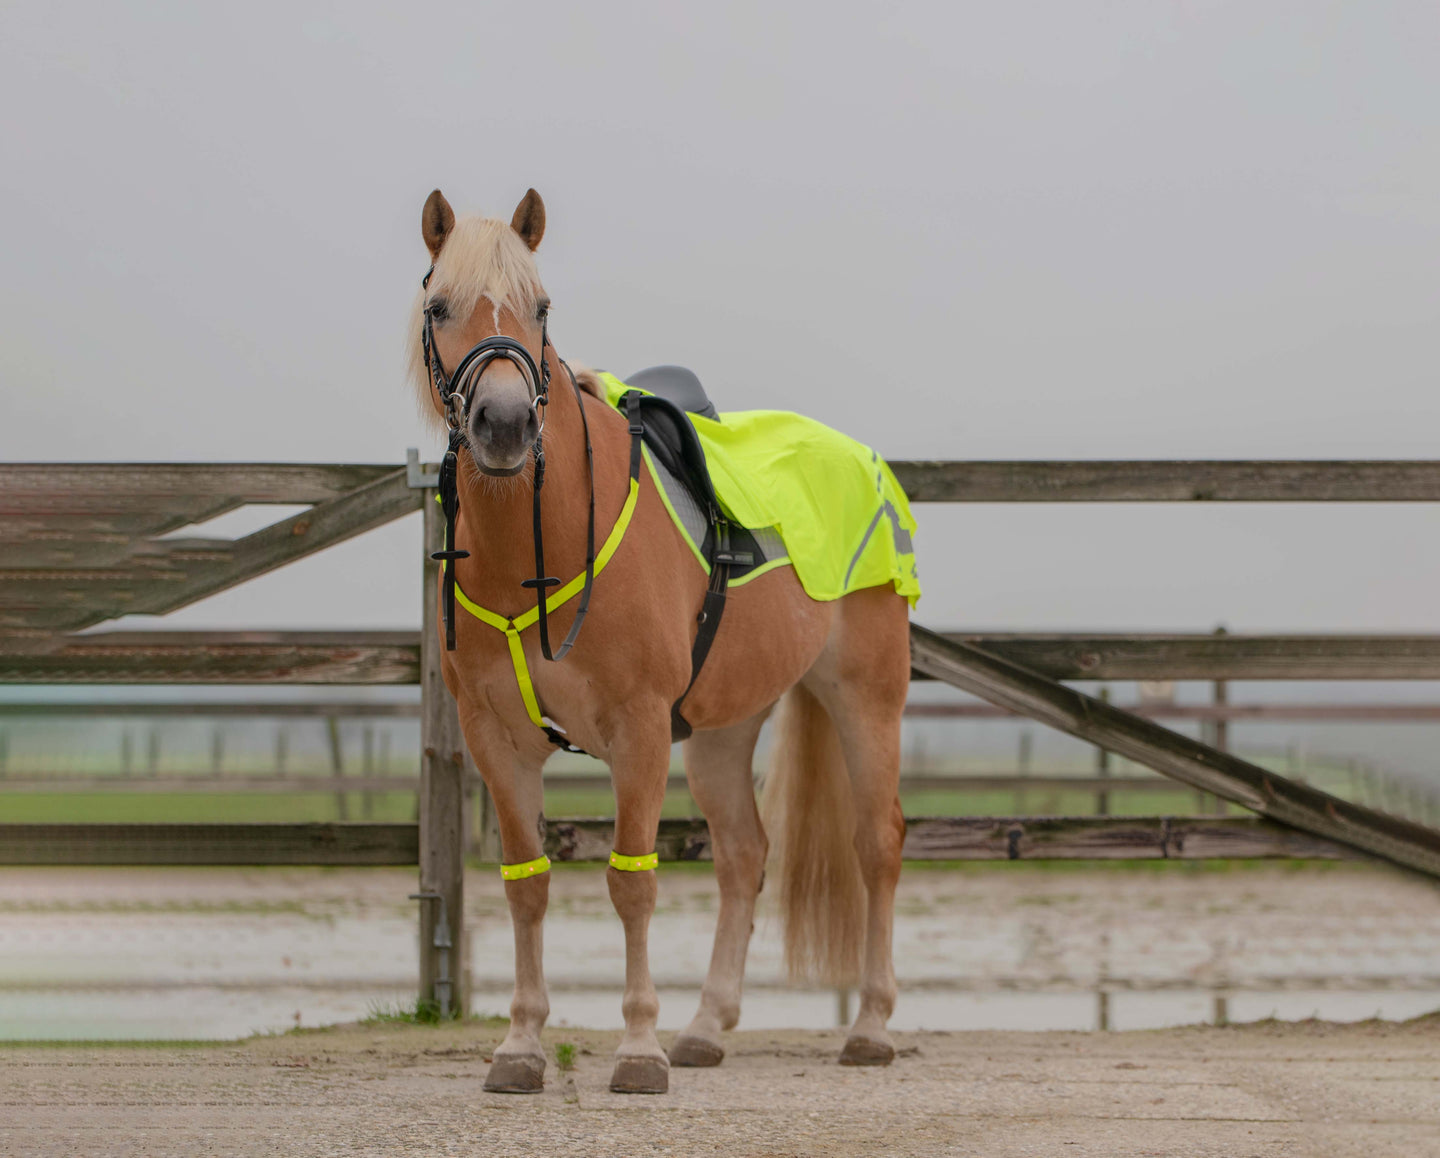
[909,624,1440,879]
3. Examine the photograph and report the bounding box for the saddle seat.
[624,364,718,420]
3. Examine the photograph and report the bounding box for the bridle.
[420,264,601,681]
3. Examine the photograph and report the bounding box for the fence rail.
[0,815,1356,867]
[14,629,1440,682]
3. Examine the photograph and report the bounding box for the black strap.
[431,428,470,651]
[670,513,737,742]
[527,360,598,662]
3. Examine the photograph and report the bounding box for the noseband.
[420,264,608,718]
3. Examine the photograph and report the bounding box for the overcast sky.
[3,2,1439,634]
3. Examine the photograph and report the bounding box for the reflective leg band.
[608,850,658,872]
[500,855,551,881]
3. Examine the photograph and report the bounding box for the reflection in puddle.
[3,864,1438,1040]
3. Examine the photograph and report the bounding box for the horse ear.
[510,188,546,252]
[422,190,455,260]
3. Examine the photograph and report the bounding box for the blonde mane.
[405,215,547,430]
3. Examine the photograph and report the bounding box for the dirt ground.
[4,1017,1438,1158]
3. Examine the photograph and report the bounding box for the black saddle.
[622,366,721,517]
[626,364,718,420]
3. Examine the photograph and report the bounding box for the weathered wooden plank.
[19,469,421,635]
[0,700,421,718]
[0,816,1359,865]
[0,823,418,865]
[0,631,421,683]
[909,625,1440,877]
[542,815,1353,863]
[905,701,1440,721]
[922,633,1440,681]
[900,816,1356,860]
[889,460,1440,502]
[0,501,243,543]
[0,771,1231,796]
[13,629,1440,683]
[0,775,424,794]
[0,464,401,503]
[5,698,1438,723]
[0,537,235,569]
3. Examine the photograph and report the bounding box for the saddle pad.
[598,372,921,607]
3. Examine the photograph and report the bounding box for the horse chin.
[474,455,528,478]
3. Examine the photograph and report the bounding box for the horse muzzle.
[467,394,541,476]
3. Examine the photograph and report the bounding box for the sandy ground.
[4,1018,1439,1158]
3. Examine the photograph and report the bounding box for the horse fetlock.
[508,995,549,1031]
[858,980,898,1021]
[620,991,660,1027]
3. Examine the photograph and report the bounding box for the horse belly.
[681,564,832,731]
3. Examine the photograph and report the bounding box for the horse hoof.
[484,1054,545,1093]
[610,1054,670,1094]
[839,1036,895,1067]
[668,1034,724,1067]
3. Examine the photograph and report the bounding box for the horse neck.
[451,364,605,601]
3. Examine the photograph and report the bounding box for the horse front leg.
[606,709,673,1094]
[460,712,552,1094]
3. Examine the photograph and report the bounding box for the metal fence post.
[419,482,470,1018]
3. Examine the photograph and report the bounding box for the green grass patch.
[362,998,446,1026]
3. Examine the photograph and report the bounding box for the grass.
[362,998,445,1027]
[554,1041,576,1072]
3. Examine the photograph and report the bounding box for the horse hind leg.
[800,587,909,1066]
[669,709,771,1067]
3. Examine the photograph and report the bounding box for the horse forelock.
[405,215,547,431]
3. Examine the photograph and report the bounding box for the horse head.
[411,188,551,476]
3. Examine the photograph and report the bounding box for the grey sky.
[3,2,1438,634]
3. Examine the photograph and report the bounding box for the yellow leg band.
[608,850,658,872]
[500,855,551,881]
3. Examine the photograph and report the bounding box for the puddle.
[3,864,1438,1040]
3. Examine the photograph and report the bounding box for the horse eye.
[426,299,450,323]
[536,298,551,320]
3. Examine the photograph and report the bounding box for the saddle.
[623,366,772,584]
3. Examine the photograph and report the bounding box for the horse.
[409,188,912,1095]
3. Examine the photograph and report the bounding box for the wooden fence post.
[419,489,469,1018]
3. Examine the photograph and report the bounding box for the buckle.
[713,551,754,567]
[628,422,645,435]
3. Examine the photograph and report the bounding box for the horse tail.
[760,682,865,986]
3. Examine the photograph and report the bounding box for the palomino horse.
[410,188,911,1094]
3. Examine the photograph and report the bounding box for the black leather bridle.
[420,265,609,683]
